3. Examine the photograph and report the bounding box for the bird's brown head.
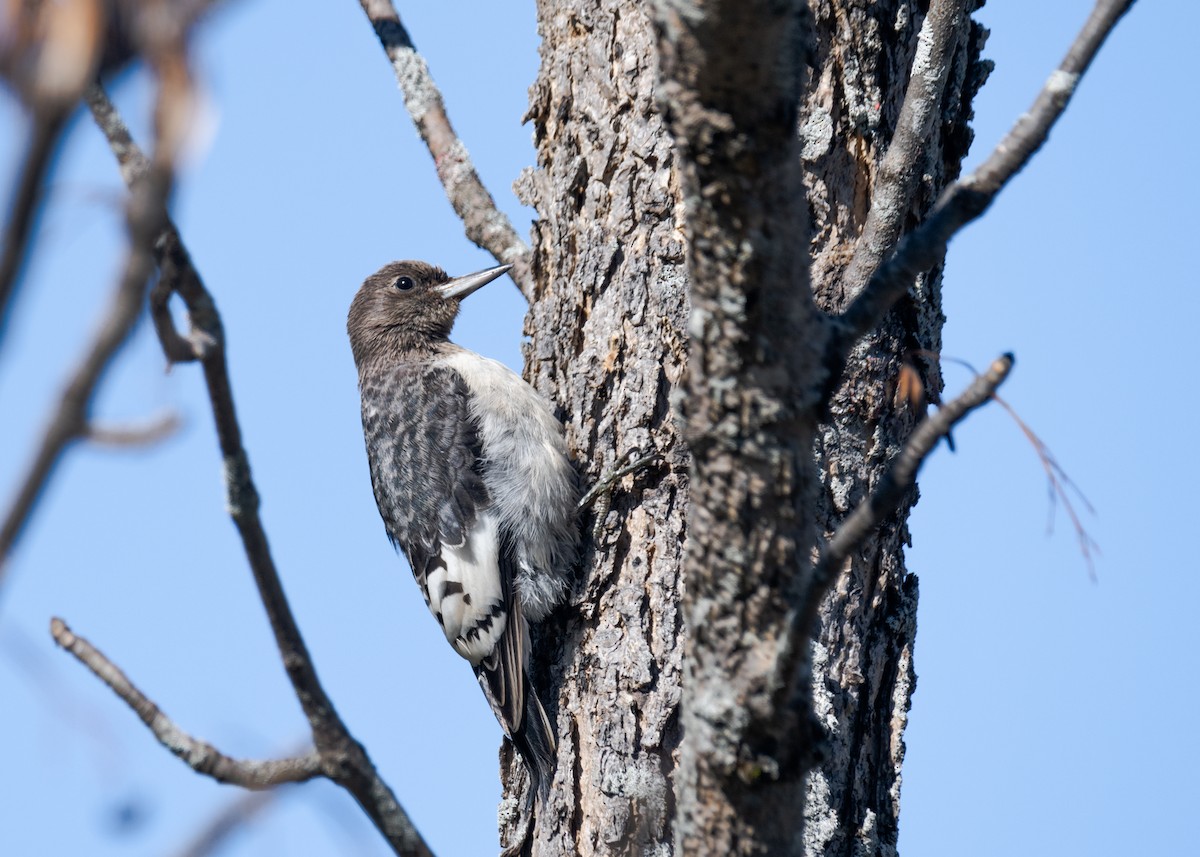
[347,260,510,366]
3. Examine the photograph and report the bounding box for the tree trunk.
[800,3,988,855]
[503,1,990,854]
[509,2,690,854]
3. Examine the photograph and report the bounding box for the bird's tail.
[475,595,558,796]
[511,680,556,797]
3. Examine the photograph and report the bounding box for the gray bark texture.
[800,4,988,856]
[501,1,989,854]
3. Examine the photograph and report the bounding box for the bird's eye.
[395,276,415,291]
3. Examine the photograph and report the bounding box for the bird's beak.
[438,264,512,300]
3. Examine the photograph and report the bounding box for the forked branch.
[829,0,1135,384]
[0,143,169,587]
[0,111,69,343]
[51,619,322,788]
[358,0,533,298]
[67,85,434,857]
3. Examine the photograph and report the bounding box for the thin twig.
[171,789,283,857]
[779,354,1014,697]
[0,109,69,344]
[357,0,533,299]
[906,349,1098,574]
[828,0,1135,383]
[838,0,969,304]
[992,393,1099,578]
[84,84,434,857]
[1,621,123,775]
[0,155,168,586]
[579,448,663,543]
[51,618,323,788]
[578,448,661,510]
[86,410,182,447]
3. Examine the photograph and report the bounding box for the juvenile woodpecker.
[347,260,579,792]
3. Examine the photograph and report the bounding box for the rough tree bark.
[801,3,988,854]
[510,3,690,852]
[502,1,989,855]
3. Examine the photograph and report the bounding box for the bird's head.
[347,260,510,364]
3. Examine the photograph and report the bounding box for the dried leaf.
[32,0,104,105]
[894,362,924,411]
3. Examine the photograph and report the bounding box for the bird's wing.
[362,363,505,664]
[362,359,554,786]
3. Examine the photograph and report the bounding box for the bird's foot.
[579,446,662,542]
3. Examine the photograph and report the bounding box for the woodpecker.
[347,260,579,792]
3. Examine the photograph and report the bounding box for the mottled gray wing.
[359,362,488,591]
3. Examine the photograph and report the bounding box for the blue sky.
[1,2,1194,855]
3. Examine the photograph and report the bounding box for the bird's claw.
[579,446,661,542]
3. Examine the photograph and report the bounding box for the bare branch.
[838,0,969,303]
[83,85,219,368]
[85,85,435,857]
[0,0,112,342]
[357,0,533,299]
[0,110,69,343]
[50,618,323,788]
[0,154,168,584]
[84,83,151,183]
[0,0,205,582]
[578,447,664,544]
[86,410,181,447]
[577,447,662,510]
[904,350,1098,574]
[830,0,1134,370]
[171,789,282,857]
[766,354,1014,745]
[811,353,1014,596]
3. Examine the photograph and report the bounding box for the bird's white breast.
[437,348,578,620]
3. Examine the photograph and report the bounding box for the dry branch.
[779,353,1015,696]
[0,110,68,342]
[830,0,1135,375]
[0,0,199,583]
[171,789,283,857]
[992,393,1099,577]
[357,0,532,298]
[51,618,323,788]
[0,150,167,584]
[0,0,110,338]
[81,84,434,857]
[838,0,969,302]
